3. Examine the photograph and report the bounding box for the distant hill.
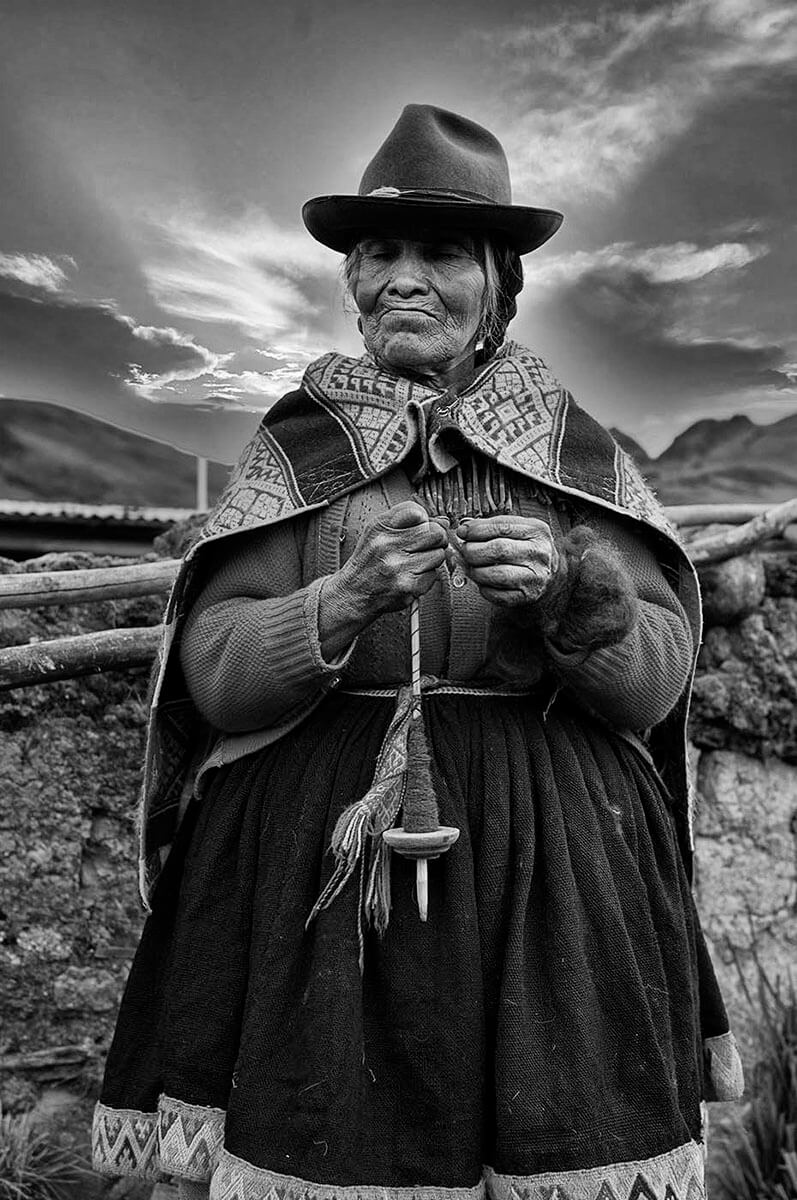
[634,412,797,504]
[0,398,230,507]
[608,428,651,467]
[1,396,796,508]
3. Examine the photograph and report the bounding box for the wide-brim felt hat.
[302,104,563,256]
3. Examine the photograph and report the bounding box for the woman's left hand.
[455,515,559,607]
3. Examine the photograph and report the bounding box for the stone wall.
[1,543,796,1108]
[689,552,797,1067]
[0,552,158,1113]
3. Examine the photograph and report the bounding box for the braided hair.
[478,239,524,361]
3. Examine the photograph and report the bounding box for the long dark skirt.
[93,691,725,1199]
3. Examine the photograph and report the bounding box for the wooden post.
[196,457,209,511]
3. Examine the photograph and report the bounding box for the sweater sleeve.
[179,519,355,733]
[541,511,694,732]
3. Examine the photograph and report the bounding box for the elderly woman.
[93,106,742,1200]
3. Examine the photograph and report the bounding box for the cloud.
[0,271,263,460]
[512,231,794,449]
[468,0,797,204]
[0,251,76,292]
[199,366,306,405]
[0,287,219,387]
[525,240,769,292]
[522,236,778,351]
[141,209,342,351]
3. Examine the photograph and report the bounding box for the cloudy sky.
[1,0,795,461]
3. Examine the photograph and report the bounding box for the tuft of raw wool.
[537,526,639,653]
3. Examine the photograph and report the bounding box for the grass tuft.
[710,968,797,1200]
[0,1105,90,1200]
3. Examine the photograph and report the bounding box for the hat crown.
[358,104,513,204]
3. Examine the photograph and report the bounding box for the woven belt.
[340,675,538,700]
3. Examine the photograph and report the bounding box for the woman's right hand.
[317,502,448,662]
[336,501,449,617]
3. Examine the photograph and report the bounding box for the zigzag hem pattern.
[209,1139,705,1200]
[92,1094,225,1183]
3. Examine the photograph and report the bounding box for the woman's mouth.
[379,307,439,323]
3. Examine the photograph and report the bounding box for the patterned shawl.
[139,342,701,905]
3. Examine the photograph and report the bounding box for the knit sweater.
[179,466,692,738]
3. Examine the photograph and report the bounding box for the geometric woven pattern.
[158,1094,226,1181]
[92,1095,225,1184]
[199,342,674,546]
[91,1101,162,1180]
[209,1141,704,1200]
[211,1148,485,1200]
[455,357,568,481]
[486,1140,705,1200]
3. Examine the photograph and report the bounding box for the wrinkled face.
[352,235,486,378]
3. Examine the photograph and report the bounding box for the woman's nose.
[386,249,429,296]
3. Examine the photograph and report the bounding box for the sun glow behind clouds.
[471,0,797,204]
[141,210,341,346]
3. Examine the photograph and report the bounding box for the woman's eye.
[360,241,398,261]
[430,245,473,262]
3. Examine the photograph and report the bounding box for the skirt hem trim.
[92,1095,225,1183]
[210,1140,705,1200]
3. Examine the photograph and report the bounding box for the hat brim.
[302,195,563,256]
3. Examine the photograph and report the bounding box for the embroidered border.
[92,1102,162,1180]
[92,1095,225,1183]
[208,1143,704,1200]
[159,1094,226,1181]
[210,1151,486,1200]
[486,1141,705,1200]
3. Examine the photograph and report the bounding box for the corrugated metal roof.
[0,500,198,524]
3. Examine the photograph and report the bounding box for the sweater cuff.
[304,576,359,674]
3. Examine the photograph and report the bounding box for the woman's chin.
[375,333,449,376]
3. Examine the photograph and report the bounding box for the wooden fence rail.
[1,500,795,691]
[0,557,180,610]
[685,497,797,565]
[0,626,162,691]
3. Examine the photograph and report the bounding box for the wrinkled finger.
[378,501,431,531]
[468,562,551,589]
[407,547,447,575]
[398,521,449,553]
[457,515,553,542]
[460,536,555,568]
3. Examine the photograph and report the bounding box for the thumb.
[378,501,430,531]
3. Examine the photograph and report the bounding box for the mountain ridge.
[2,396,796,508]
